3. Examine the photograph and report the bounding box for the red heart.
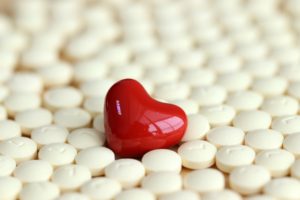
[104,79,187,157]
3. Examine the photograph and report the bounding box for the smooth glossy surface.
[104,79,187,157]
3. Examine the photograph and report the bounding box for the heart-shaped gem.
[104,79,187,157]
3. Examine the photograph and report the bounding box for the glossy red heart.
[104,79,187,157]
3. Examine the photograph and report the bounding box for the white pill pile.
[1,0,300,199]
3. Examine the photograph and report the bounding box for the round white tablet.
[0,155,16,176]
[243,59,278,78]
[261,96,299,117]
[245,129,283,152]
[19,181,60,200]
[0,176,22,199]
[170,99,198,115]
[255,149,295,177]
[226,90,263,111]
[105,158,145,188]
[190,85,227,106]
[291,159,300,179]
[0,136,37,163]
[55,193,89,200]
[141,171,182,195]
[0,120,21,140]
[263,177,300,199]
[74,59,107,83]
[181,114,210,141]
[283,132,300,157]
[154,82,190,101]
[52,164,92,191]
[178,140,217,169]
[38,143,77,167]
[15,108,52,135]
[31,125,69,147]
[0,105,7,120]
[93,114,104,132]
[233,110,272,132]
[181,68,216,87]
[216,145,256,173]
[83,96,104,116]
[14,160,53,183]
[288,81,300,100]
[206,126,245,148]
[216,71,252,92]
[75,146,115,176]
[271,115,300,135]
[198,105,236,127]
[116,188,156,200]
[54,108,92,130]
[44,87,83,110]
[202,189,242,200]
[251,77,287,96]
[183,168,225,193]
[67,128,105,150]
[229,165,271,195]
[159,190,200,200]
[79,79,115,97]
[6,72,43,93]
[142,149,182,173]
[80,177,121,200]
[245,195,276,200]
[4,92,41,116]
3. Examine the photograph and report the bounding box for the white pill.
[170,99,198,115]
[116,188,156,200]
[288,81,300,100]
[255,149,295,177]
[291,159,300,179]
[226,90,263,111]
[172,50,205,69]
[191,85,227,106]
[145,66,179,84]
[44,87,83,110]
[233,110,271,131]
[202,189,242,200]
[83,96,104,116]
[199,105,236,127]
[154,82,190,101]
[207,56,241,73]
[79,79,115,97]
[245,195,276,200]
[142,171,182,195]
[159,190,200,200]
[178,140,216,169]
[0,120,21,140]
[263,177,300,199]
[15,108,52,135]
[54,108,92,130]
[0,85,9,103]
[55,193,89,200]
[216,145,255,173]
[0,155,16,176]
[244,60,278,78]
[0,136,37,163]
[4,92,41,116]
[251,77,287,96]
[13,160,53,183]
[0,176,22,199]
[105,158,145,188]
[20,181,60,200]
[111,65,143,80]
[74,59,107,83]
[80,177,122,200]
[181,68,216,87]
[67,128,105,150]
[245,129,283,152]
[31,125,69,147]
[0,105,7,121]
[181,114,210,141]
[135,48,168,68]
[229,165,271,195]
[142,149,181,173]
[283,132,300,158]
[6,72,43,93]
[75,146,115,176]
[216,71,252,92]
[183,168,225,193]
[52,164,92,191]
[261,96,298,117]
[37,62,73,87]
[271,115,300,135]
[206,126,245,148]
[38,143,77,167]
[279,65,300,82]
[93,114,104,132]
